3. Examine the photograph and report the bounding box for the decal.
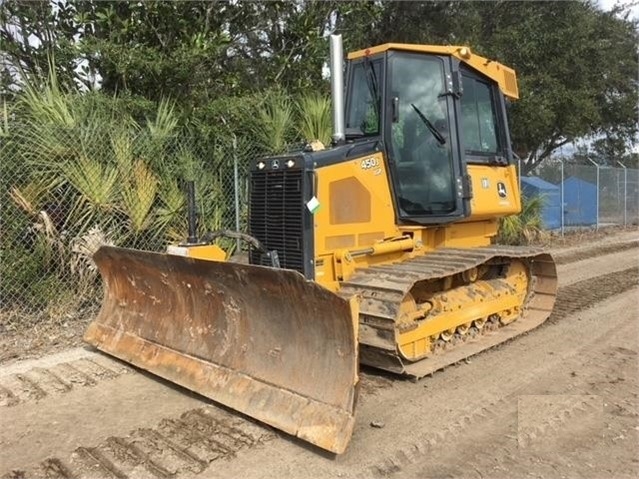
[360,157,380,170]
[306,196,320,214]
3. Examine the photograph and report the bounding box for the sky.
[598,0,639,18]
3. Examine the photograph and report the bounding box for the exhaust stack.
[330,34,345,144]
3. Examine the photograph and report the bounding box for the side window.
[346,62,381,135]
[461,76,499,155]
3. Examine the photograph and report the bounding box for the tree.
[1,0,84,94]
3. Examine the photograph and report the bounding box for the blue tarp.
[521,176,561,229]
[562,176,597,226]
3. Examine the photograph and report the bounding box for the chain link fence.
[518,158,639,232]
[1,123,264,326]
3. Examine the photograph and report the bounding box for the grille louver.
[249,169,305,274]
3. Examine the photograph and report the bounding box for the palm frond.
[19,55,76,128]
[154,178,186,241]
[62,156,120,209]
[119,160,158,235]
[296,93,332,146]
[60,155,120,235]
[498,195,546,245]
[251,92,295,153]
[9,177,61,216]
[146,98,178,142]
[111,129,135,177]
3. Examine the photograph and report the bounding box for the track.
[2,408,274,479]
[341,246,556,376]
[0,353,132,408]
[1,235,637,479]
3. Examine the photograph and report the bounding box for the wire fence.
[1,124,263,325]
[518,158,639,232]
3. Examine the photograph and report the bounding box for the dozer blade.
[84,246,359,454]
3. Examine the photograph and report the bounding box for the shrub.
[498,195,547,245]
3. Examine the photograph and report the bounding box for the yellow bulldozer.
[84,36,557,454]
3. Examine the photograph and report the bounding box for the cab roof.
[347,43,519,100]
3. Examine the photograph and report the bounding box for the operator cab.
[344,45,517,225]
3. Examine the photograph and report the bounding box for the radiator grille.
[249,169,305,274]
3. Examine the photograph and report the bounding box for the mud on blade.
[84,246,359,454]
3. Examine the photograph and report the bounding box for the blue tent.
[562,176,597,226]
[520,176,561,229]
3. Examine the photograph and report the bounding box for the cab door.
[385,51,470,225]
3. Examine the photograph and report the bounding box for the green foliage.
[498,195,546,245]
[119,161,159,238]
[250,92,296,154]
[3,0,638,322]
[2,64,238,316]
[296,93,333,146]
[1,0,83,96]
[2,243,66,310]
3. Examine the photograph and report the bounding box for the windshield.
[389,53,456,216]
[345,60,382,136]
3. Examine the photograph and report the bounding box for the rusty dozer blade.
[84,246,359,454]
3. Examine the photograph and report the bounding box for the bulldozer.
[84,36,557,454]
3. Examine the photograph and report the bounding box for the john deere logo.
[497,182,507,198]
[271,159,280,169]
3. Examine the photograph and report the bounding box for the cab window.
[345,61,382,135]
[461,76,500,155]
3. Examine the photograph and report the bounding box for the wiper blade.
[410,103,446,145]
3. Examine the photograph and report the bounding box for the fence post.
[560,158,564,236]
[518,156,521,192]
[618,160,628,226]
[233,136,241,252]
[586,157,600,230]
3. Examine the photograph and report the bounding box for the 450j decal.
[360,157,382,175]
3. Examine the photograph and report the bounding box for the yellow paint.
[397,261,529,360]
[466,164,521,220]
[185,244,227,261]
[347,43,519,100]
[312,152,522,290]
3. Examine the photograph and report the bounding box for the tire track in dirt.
[549,266,638,323]
[6,267,635,479]
[516,394,603,450]
[553,238,639,265]
[335,275,638,479]
[3,407,275,479]
[0,355,132,408]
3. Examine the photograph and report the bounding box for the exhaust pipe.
[330,34,345,145]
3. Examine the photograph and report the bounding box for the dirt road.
[1,231,637,479]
